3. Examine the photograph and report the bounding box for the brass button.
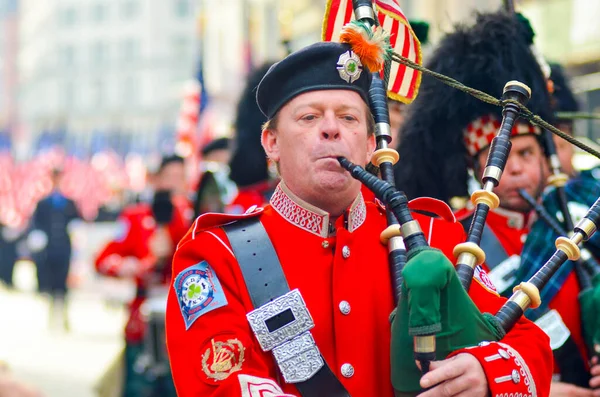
[494,369,520,384]
[322,240,330,249]
[511,370,521,384]
[342,246,350,259]
[339,301,351,315]
[484,349,510,362]
[340,363,354,378]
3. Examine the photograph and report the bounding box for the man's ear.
[366,134,376,164]
[261,128,280,163]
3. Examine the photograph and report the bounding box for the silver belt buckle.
[246,289,323,383]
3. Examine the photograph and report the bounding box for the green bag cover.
[580,273,600,353]
[391,248,505,394]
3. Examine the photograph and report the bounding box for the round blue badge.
[174,261,228,330]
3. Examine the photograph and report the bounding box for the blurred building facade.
[399,0,502,44]
[0,0,19,140]
[519,0,600,143]
[17,0,199,158]
[6,0,600,159]
[197,0,325,138]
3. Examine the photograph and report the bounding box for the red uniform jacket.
[95,196,192,342]
[456,206,587,374]
[226,180,277,214]
[167,183,552,397]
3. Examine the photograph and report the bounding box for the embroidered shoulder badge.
[474,265,498,294]
[238,374,296,397]
[201,337,245,381]
[173,261,227,330]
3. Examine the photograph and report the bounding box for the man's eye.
[302,115,316,121]
[342,115,357,122]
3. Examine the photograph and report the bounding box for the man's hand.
[116,257,155,280]
[149,227,172,260]
[588,355,600,396]
[417,353,489,397]
[549,381,592,397]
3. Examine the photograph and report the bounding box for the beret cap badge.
[337,51,363,83]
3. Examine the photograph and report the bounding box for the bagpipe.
[193,162,239,218]
[514,4,600,386]
[516,121,600,388]
[519,188,600,369]
[324,0,600,395]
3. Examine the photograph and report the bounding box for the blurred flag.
[175,49,216,158]
[322,0,422,103]
[197,55,210,116]
[174,80,200,158]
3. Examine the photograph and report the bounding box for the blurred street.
[0,223,133,397]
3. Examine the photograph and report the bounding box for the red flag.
[322,0,421,104]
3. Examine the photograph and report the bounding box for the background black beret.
[256,42,372,118]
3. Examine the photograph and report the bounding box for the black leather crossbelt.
[224,218,351,397]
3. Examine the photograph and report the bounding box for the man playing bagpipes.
[512,62,600,395]
[165,12,553,396]
[395,10,600,396]
[96,155,192,397]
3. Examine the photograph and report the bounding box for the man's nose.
[505,156,524,174]
[321,113,341,140]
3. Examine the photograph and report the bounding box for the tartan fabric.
[515,173,600,321]
[463,114,542,156]
[579,166,600,184]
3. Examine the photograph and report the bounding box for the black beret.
[158,154,184,172]
[201,137,230,156]
[256,42,372,118]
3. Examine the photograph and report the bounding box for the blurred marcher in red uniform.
[95,155,192,397]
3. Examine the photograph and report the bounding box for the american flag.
[174,54,218,191]
[175,54,214,159]
[174,80,201,158]
[322,0,421,104]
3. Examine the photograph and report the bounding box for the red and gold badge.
[201,336,245,381]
